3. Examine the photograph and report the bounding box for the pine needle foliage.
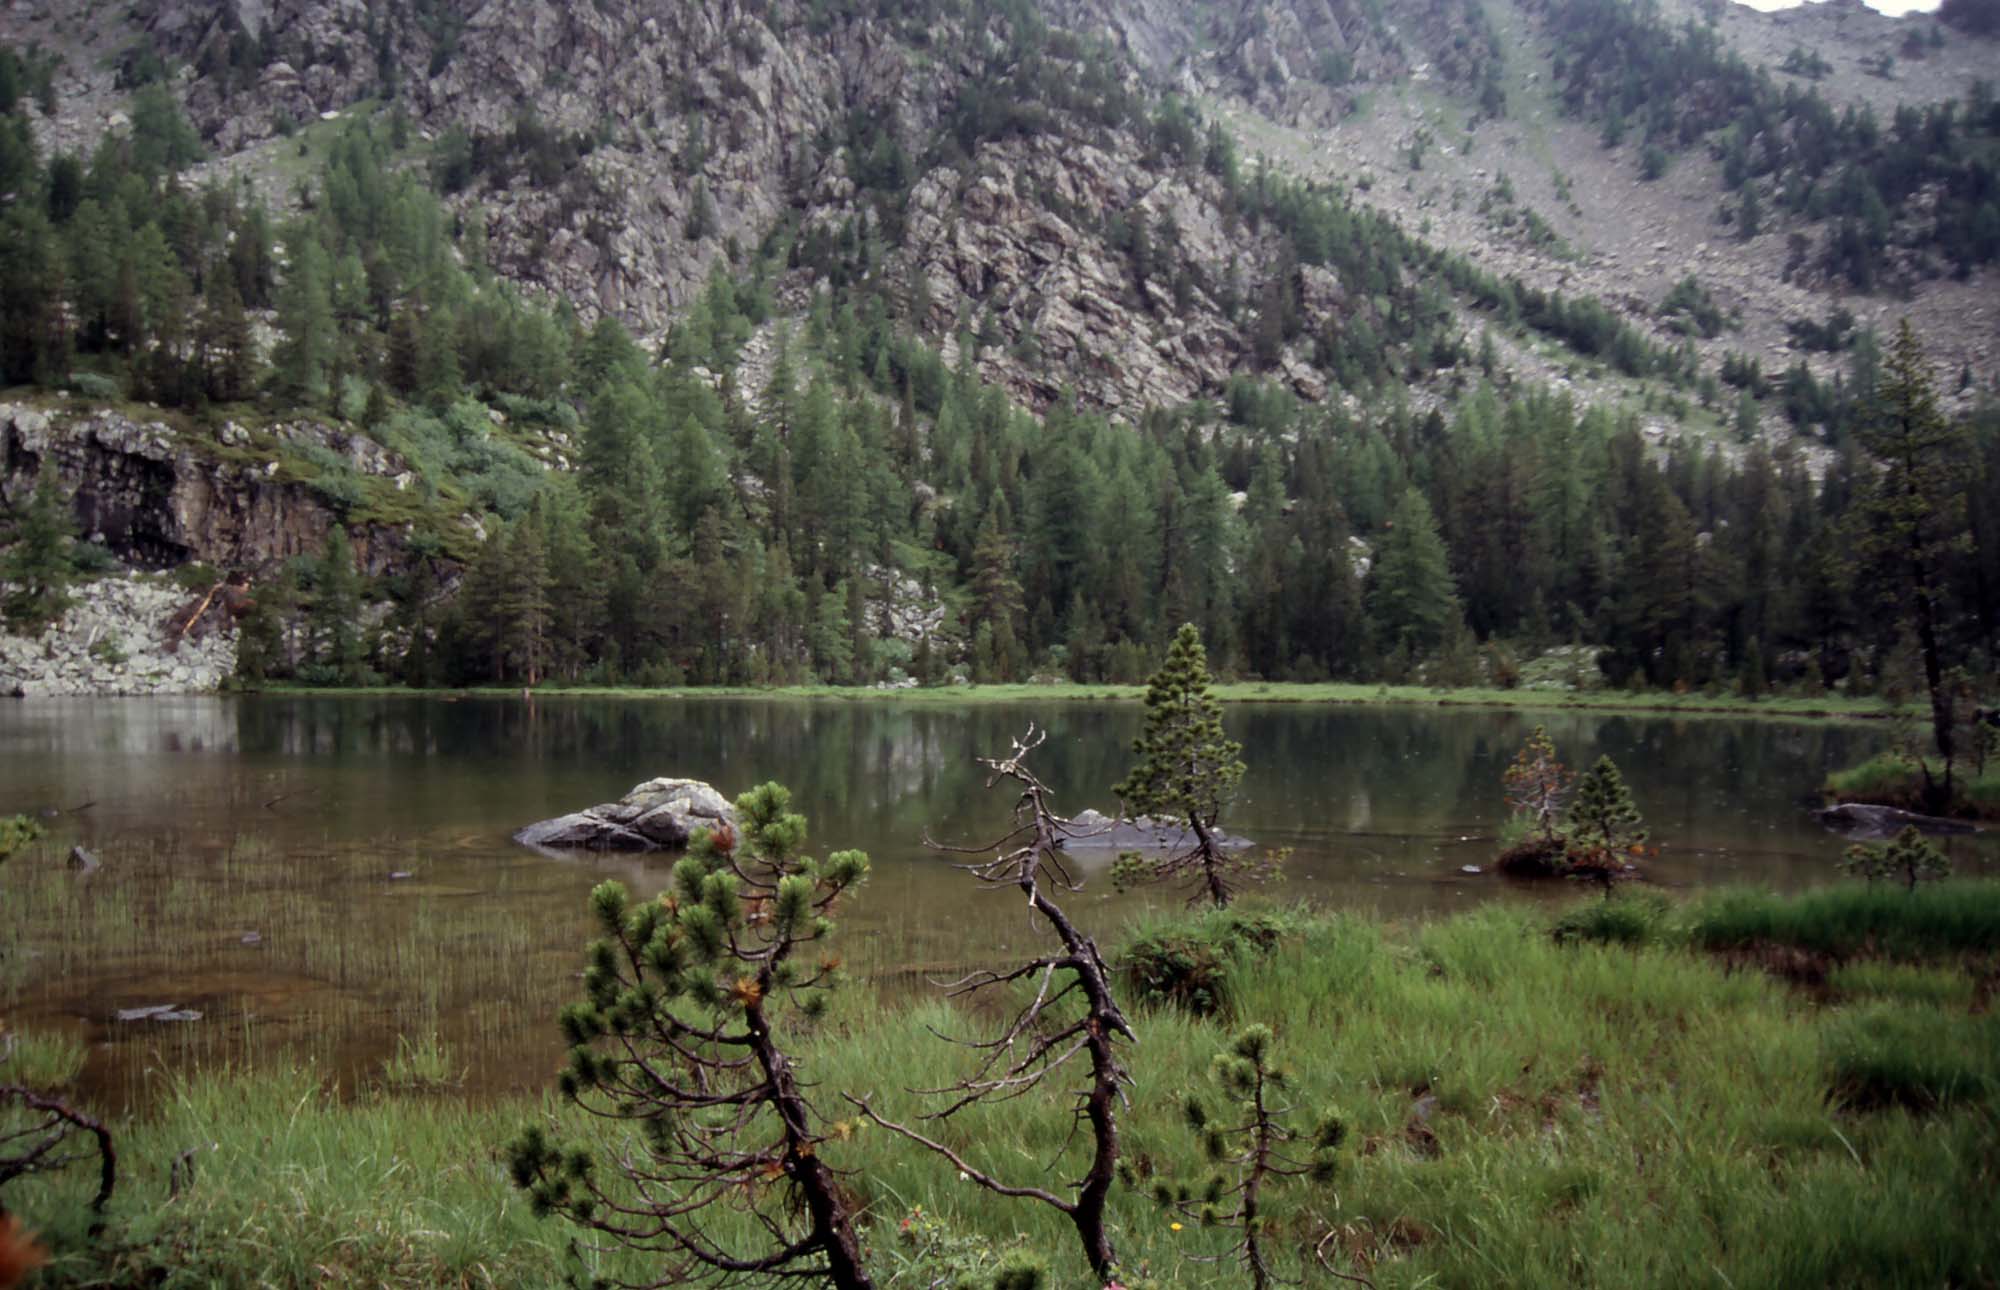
[507,783,876,1290]
[1563,756,1649,890]
[1841,825,1952,892]
[1146,1025,1347,1290]
[1567,756,1647,852]
[1,459,78,631]
[1112,623,1255,907]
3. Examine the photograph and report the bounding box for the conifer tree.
[1368,487,1463,658]
[1113,623,1257,907]
[1566,755,1646,861]
[509,783,875,1290]
[308,526,366,685]
[1,458,78,630]
[1154,1025,1348,1290]
[1841,824,1951,891]
[1852,321,1969,811]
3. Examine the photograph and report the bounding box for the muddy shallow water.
[3,695,1990,1107]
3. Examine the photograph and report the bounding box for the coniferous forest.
[1,2,1997,704]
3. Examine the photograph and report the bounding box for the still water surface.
[2,696,1989,1103]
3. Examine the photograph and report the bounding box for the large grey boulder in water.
[1061,809,1254,853]
[515,778,735,854]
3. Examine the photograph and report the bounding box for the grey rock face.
[0,573,239,697]
[515,778,737,854]
[0,402,434,579]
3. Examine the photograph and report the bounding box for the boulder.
[514,777,735,854]
[1062,809,1254,853]
[1814,802,1977,840]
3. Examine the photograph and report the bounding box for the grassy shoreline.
[7,887,1997,1288]
[1822,752,2000,820]
[243,679,1914,722]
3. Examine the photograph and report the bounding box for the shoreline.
[226,679,1911,722]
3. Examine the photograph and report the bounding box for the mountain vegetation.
[0,0,1994,712]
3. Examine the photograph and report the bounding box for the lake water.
[3,695,1990,1105]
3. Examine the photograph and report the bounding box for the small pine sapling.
[508,783,875,1290]
[1150,1025,1349,1290]
[852,726,1135,1284]
[1112,623,1267,908]
[1563,755,1650,889]
[1841,825,1951,891]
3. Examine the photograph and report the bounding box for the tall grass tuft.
[1688,880,2000,959]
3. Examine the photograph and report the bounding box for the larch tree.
[1368,487,1463,660]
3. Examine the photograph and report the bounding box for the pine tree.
[272,225,335,404]
[1841,824,1950,891]
[508,785,876,1289]
[1368,487,1463,657]
[308,526,366,685]
[1113,623,1255,907]
[1564,755,1647,887]
[1852,321,1970,812]
[1,458,78,630]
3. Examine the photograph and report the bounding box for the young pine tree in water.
[1113,623,1268,908]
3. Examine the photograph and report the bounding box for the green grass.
[1687,880,2000,960]
[7,894,1998,1287]
[1824,751,2000,817]
[257,679,1913,721]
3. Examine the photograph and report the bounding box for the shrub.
[1118,910,1291,1018]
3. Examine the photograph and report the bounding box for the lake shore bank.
[246,679,1913,723]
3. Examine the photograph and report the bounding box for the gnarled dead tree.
[0,1037,117,1219]
[849,726,1135,1283]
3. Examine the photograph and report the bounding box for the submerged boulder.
[1062,809,1254,853]
[514,778,735,854]
[1814,802,1976,840]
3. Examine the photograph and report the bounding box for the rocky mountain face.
[1,401,444,578]
[2,0,1987,423]
[68,0,1499,415]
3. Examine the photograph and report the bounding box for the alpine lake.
[3,694,1994,1110]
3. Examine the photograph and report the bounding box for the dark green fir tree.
[2,458,78,630]
[1112,623,1260,907]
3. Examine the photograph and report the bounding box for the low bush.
[1116,908,1294,1018]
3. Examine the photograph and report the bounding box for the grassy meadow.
[6,883,1999,1288]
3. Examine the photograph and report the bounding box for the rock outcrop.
[1,401,445,578]
[1063,808,1254,852]
[1814,802,1979,840]
[0,574,238,697]
[514,778,737,854]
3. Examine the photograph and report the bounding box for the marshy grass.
[8,892,1997,1286]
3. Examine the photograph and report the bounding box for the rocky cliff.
[0,400,455,578]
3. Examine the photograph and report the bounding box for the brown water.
[2,695,1990,1107]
